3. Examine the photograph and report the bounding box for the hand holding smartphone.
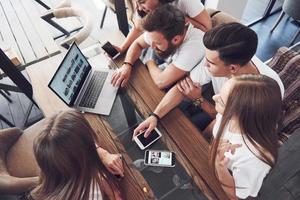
[144,150,175,167]
[101,41,120,59]
[133,128,162,150]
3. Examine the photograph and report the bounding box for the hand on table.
[177,77,202,100]
[133,116,158,139]
[97,149,124,177]
[111,64,132,87]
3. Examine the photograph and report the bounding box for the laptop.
[48,42,118,115]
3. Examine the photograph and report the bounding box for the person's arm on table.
[177,77,216,118]
[111,35,149,87]
[133,85,185,138]
[186,9,212,32]
[96,145,124,177]
[146,60,187,89]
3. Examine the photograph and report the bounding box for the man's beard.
[154,42,177,60]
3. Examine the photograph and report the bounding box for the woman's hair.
[30,110,119,200]
[210,74,282,181]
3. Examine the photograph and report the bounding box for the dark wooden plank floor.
[0,71,43,129]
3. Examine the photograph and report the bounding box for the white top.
[190,56,285,98]
[143,24,205,71]
[171,0,205,18]
[213,114,272,199]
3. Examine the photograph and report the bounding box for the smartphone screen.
[136,130,160,147]
[146,150,175,167]
[101,42,119,58]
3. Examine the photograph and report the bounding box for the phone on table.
[144,150,175,167]
[133,128,162,150]
[101,41,120,59]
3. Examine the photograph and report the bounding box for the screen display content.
[49,44,90,104]
[102,42,119,58]
[148,150,172,166]
[137,130,160,147]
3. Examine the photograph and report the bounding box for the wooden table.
[26,45,227,200]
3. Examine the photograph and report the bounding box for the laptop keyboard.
[79,71,108,108]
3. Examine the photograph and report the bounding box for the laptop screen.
[48,43,91,106]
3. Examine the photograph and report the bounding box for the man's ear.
[229,64,239,74]
[171,35,182,45]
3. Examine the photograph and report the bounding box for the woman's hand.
[216,140,242,167]
[133,116,158,139]
[97,148,124,177]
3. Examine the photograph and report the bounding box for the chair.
[258,128,300,200]
[99,0,135,36]
[271,0,300,45]
[267,47,300,136]
[0,48,42,128]
[0,118,48,195]
[37,0,93,49]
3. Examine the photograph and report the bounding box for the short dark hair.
[142,4,185,41]
[203,22,258,66]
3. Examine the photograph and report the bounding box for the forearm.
[216,165,238,200]
[186,11,212,32]
[120,27,143,52]
[147,61,164,87]
[154,86,184,118]
[199,98,217,118]
[124,42,144,65]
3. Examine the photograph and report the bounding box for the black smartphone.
[101,41,120,59]
[144,150,175,167]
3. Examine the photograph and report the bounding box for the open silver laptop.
[48,42,118,115]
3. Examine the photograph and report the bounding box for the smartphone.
[133,128,162,150]
[144,150,175,167]
[101,41,120,59]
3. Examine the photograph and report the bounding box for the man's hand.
[111,64,132,87]
[113,45,124,54]
[177,77,202,100]
[97,148,124,177]
[133,116,158,139]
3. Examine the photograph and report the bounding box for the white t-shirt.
[171,0,205,18]
[143,24,205,71]
[190,56,285,97]
[213,114,272,199]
